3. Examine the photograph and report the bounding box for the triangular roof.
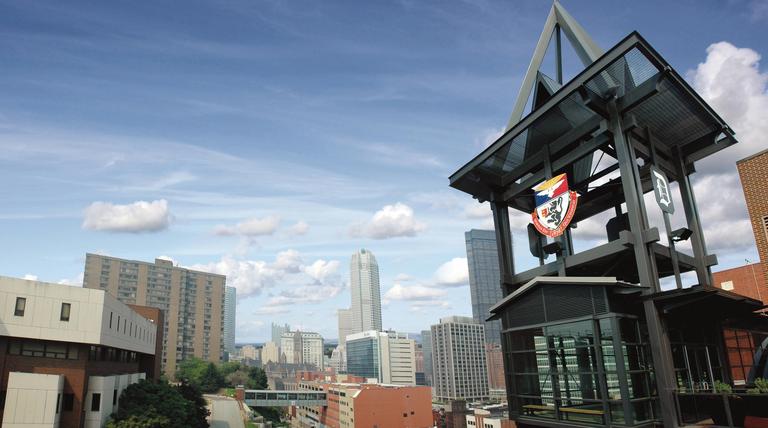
[507,1,604,129]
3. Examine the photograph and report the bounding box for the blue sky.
[1,0,766,343]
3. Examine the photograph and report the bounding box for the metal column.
[608,99,679,428]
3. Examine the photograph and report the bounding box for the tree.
[175,358,209,385]
[109,379,205,428]
[225,369,249,387]
[177,380,210,428]
[247,366,268,390]
[199,362,224,393]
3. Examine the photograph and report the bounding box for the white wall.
[2,372,63,428]
[84,373,145,428]
[0,276,156,355]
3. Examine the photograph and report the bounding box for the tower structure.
[449,2,764,427]
[350,249,382,334]
[465,229,504,344]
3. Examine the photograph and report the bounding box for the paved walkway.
[206,394,245,428]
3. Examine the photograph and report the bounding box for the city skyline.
[0,0,766,342]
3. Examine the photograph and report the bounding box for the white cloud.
[383,283,448,302]
[289,220,309,236]
[58,272,84,287]
[266,285,343,306]
[393,273,413,282]
[214,215,281,237]
[82,199,171,233]
[253,306,290,315]
[189,250,342,298]
[23,274,38,281]
[303,259,341,283]
[350,202,426,239]
[433,257,469,287]
[475,127,505,149]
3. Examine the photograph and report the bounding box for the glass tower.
[465,229,504,344]
[350,249,382,334]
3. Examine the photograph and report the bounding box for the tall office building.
[337,308,354,346]
[350,249,382,334]
[737,149,768,291]
[83,254,226,378]
[430,316,489,401]
[223,286,237,356]
[465,229,504,344]
[280,331,324,369]
[346,331,416,385]
[271,322,291,344]
[420,329,433,387]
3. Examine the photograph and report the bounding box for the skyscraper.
[83,254,225,378]
[431,316,488,401]
[223,286,237,356]
[465,229,504,344]
[420,329,433,387]
[337,308,353,346]
[350,249,382,334]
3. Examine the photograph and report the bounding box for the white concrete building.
[337,307,353,347]
[431,316,489,401]
[346,330,416,385]
[281,331,324,369]
[350,249,382,334]
[0,275,159,428]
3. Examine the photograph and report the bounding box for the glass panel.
[632,400,653,422]
[21,341,45,357]
[609,402,626,424]
[45,342,67,359]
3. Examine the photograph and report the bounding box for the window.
[109,312,113,329]
[14,297,26,316]
[62,394,74,411]
[56,393,61,414]
[91,393,101,412]
[113,389,118,405]
[60,303,71,322]
[721,280,735,291]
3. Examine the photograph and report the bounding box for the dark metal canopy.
[449,31,736,209]
[649,285,766,319]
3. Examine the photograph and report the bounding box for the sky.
[0,0,766,343]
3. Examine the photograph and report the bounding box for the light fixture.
[542,242,563,255]
[670,227,693,242]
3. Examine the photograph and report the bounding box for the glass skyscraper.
[350,249,382,333]
[465,229,504,344]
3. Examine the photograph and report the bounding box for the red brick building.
[737,149,768,294]
[713,263,766,304]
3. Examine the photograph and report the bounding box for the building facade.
[738,149,768,292]
[713,262,766,303]
[350,249,382,334]
[83,254,226,378]
[431,316,489,401]
[337,308,353,346]
[345,330,416,385]
[281,331,324,369]
[0,276,160,428]
[421,329,433,387]
[261,341,280,364]
[271,322,290,344]
[293,380,432,428]
[465,229,504,345]
[223,286,236,356]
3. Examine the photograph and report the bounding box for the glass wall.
[504,316,655,426]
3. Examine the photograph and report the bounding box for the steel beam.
[491,196,516,291]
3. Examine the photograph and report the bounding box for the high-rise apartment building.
[337,308,353,346]
[350,249,382,334]
[420,329,433,387]
[271,322,290,344]
[346,330,416,385]
[737,149,768,291]
[82,254,226,378]
[223,286,236,356]
[465,229,504,344]
[431,316,489,401]
[281,331,324,369]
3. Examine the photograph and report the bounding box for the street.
[206,394,245,428]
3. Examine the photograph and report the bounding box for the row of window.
[88,345,139,363]
[14,297,71,321]
[7,339,79,359]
